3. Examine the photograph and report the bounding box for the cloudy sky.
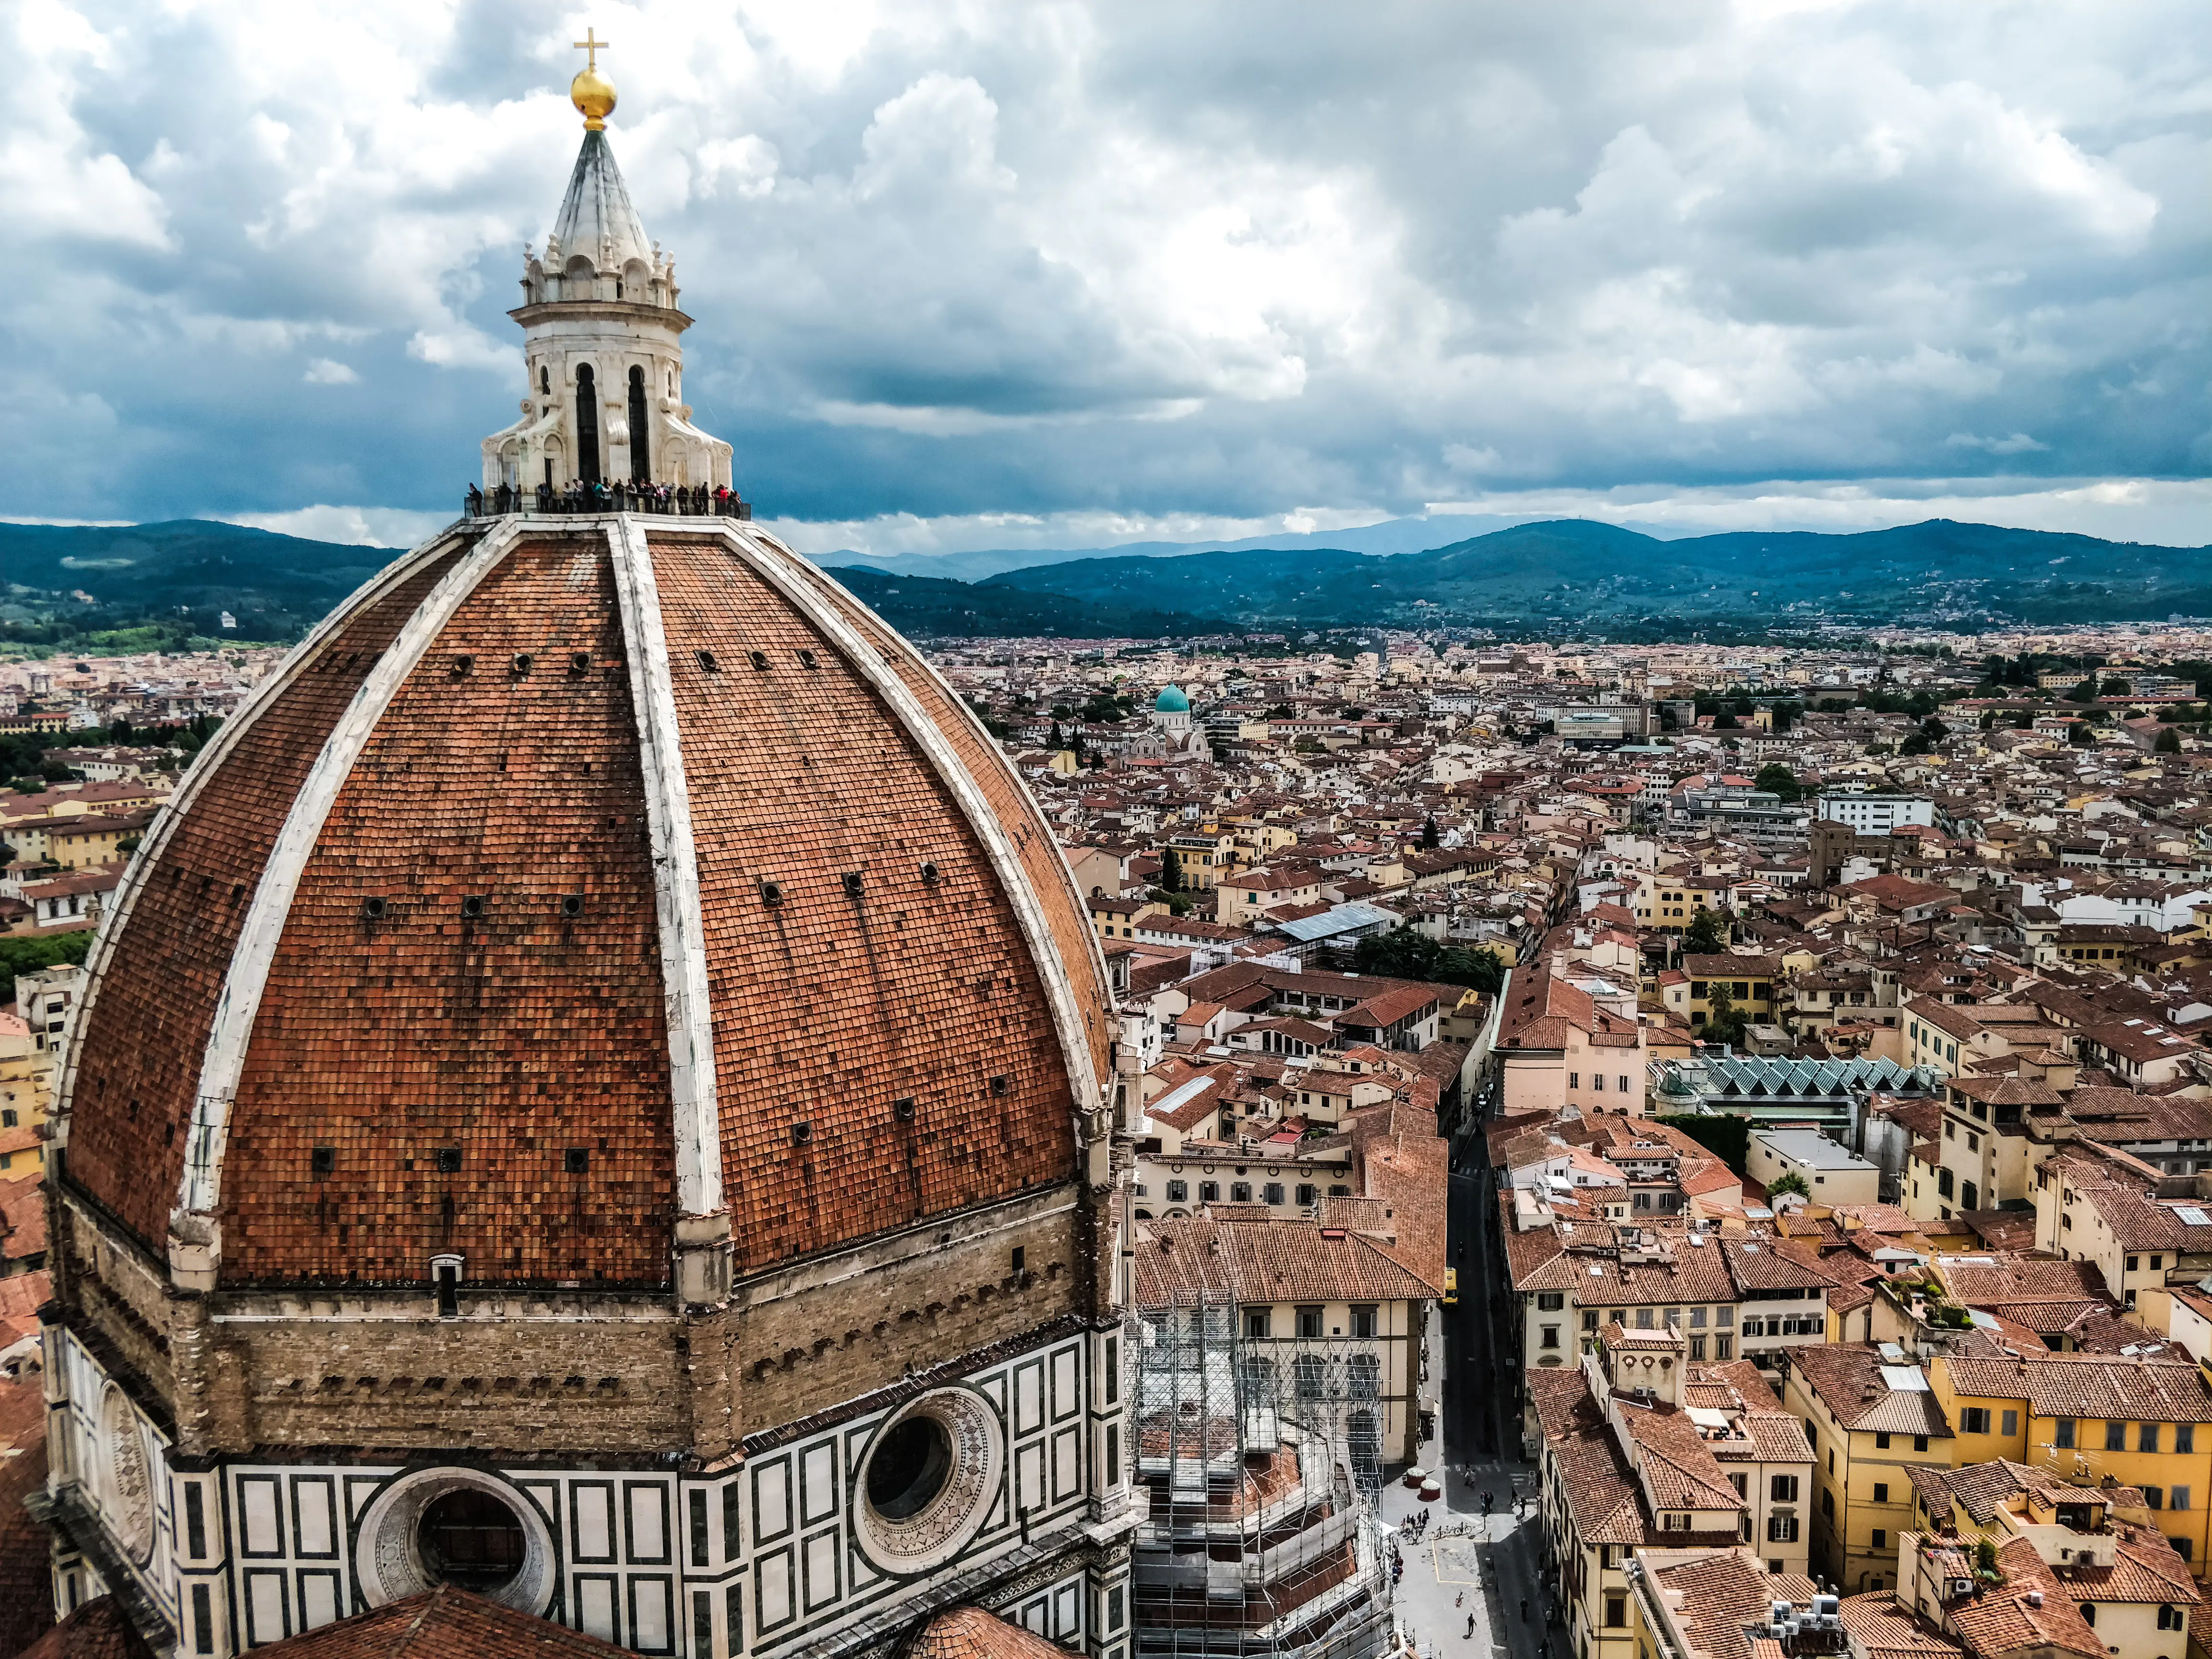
[8,0,2209,554]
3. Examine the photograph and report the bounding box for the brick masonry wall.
[711,1198,1089,1445]
[65,551,470,1253]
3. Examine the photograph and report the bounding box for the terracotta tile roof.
[1836,1594,1964,1659]
[1614,1396,1745,1510]
[1131,1214,1443,1304]
[12,1598,151,1659]
[1789,1344,1954,1437]
[1650,1551,1787,1659]
[1552,1420,1650,1546]
[0,1372,53,1659]
[66,546,470,1254]
[1719,1237,1834,1295]
[1939,1352,2212,1423]
[906,1607,1069,1659]
[222,1586,625,1659]
[0,1176,45,1266]
[65,530,1113,1285]
[1943,1537,2103,1659]
[2063,1520,2201,1605]
[1935,1255,2111,1314]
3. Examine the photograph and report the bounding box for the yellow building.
[0,1010,52,1178]
[2034,1146,2212,1312]
[1903,1462,2201,1657]
[1786,1344,1956,1594]
[1931,1351,2212,1573]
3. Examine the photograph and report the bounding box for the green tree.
[0,930,93,978]
[1158,846,1183,892]
[1657,1113,1748,1175]
[1713,710,1740,730]
[1703,981,1749,1047]
[1752,763,1803,802]
[2065,677,2099,703]
[1349,929,1506,995]
[1683,907,1727,954]
[1766,1171,1810,1200]
[2156,726,2183,754]
[2069,722,2094,746]
[1421,815,1440,851]
[1437,946,1507,995]
[2100,676,2132,696]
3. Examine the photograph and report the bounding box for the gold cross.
[573,28,608,72]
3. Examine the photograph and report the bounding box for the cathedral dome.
[58,520,1112,1292]
[1153,685,1189,713]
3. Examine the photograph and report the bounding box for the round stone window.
[867,1417,954,1520]
[851,1389,1003,1578]
[416,1489,528,1592]
[355,1469,554,1614]
[96,1385,154,1564]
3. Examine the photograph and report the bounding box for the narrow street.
[1378,1082,1568,1659]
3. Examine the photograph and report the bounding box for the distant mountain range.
[1,514,2204,646]
[0,519,389,643]
[948,517,2212,638]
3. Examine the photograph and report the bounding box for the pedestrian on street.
[1467,1614,1477,1639]
[1520,1598,1529,1623]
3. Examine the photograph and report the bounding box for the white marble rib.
[608,517,725,1220]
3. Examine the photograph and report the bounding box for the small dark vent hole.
[460,894,487,920]
[842,871,864,898]
[569,651,592,676]
[919,861,939,885]
[311,1146,334,1176]
[435,1147,463,1173]
[697,649,720,673]
[560,894,585,919]
[450,655,474,678]
[361,896,387,920]
[791,1120,812,1146]
[893,1097,916,1123]
[510,653,533,676]
[748,650,769,672]
[564,1148,589,1174]
[990,1074,1010,1097]
[798,649,819,670]
[759,879,782,907]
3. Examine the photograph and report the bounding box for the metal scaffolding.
[1128,1283,1395,1659]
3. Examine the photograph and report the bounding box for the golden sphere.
[570,66,616,129]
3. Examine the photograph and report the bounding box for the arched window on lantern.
[575,363,601,484]
[628,366,649,482]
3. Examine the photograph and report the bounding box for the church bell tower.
[481,33,734,496]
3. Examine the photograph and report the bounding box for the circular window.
[416,1489,527,1592]
[867,1417,954,1520]
[851,1389,1003,1578]
[355,1469,554,1615]
[97,1385,154,1563]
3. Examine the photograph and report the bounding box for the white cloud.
[1946,431,2049,454]
[221,504,452,548]
[0,0,2202,544]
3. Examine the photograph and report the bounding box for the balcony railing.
[466,481,752,520]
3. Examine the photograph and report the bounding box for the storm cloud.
[6,0,2207,551]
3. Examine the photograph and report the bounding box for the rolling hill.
[1,515,2203,646]
[977,518,2212,633]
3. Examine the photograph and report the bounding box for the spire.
[551,130,652,275]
